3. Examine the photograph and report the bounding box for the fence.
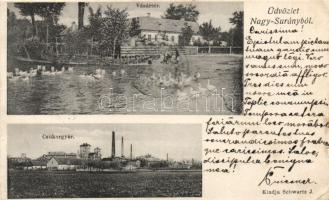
[197,46,243,54]
[121,46,242,56]
[121,46,198,56]
[54,46,243,63]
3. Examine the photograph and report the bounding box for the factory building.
[89,147,102,160]
[79,143,91,159]
[78,143,102,160]
[37,151,77,160]
[15,130,195,171]
[103,131,127,163]
[101,131,141,170]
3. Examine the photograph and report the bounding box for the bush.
[24,37,47,59]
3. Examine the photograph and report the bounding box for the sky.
[7,124,201,161]
[7,2,243,31]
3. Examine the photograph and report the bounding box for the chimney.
[130,144,132,160]
[147,13,151,17]
[166,153,168,162]
[121,137,124,157]
[111,131,115,158]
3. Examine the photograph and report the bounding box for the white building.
[122,160,141,171]
[134,16,203,46]
[46,157,80,170]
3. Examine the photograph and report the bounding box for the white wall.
[47,158,58,169]
[141,31,179,45]
[141,31,205,46]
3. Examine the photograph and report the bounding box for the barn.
[47,157,81,170]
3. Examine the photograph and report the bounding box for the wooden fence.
[121,46,242,56]
[197,46,243,54]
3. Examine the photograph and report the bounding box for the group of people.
[161,49,180,64]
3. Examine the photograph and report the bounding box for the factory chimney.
[121,137,124,157]
[111,131,115,158]
[166,153,168,162]
[130,144,132,160]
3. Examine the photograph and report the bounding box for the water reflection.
[7,56,243,115]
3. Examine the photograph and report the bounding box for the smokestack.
[111,131,115,158]
[121,137,124,157]
[166,153,168,162]
[130,144,132,160]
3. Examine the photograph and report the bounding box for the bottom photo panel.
[7,123,202,199]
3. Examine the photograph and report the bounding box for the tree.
[87,6,102,39]
[229,11,243,47]
[86,6,102,55]
[100,6,129,58]
[14,3,41,36]
[7,9,17,28]
[129,18,141,37]
[35,3,65,43]
[219,31,232,46]
[229,11,243,29]
[78,2,88,29]
[14,3,65,45]
[7,10,33,58]
[37,3,65,25]
[199,20,220,44]
[64,29,89,57]
[163,3,199,22]
[179,23,194,46]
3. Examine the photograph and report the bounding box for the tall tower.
[121,137,124,157]
[111,131,115,158]
[79,143,91,159]
[94,147,101,159]
[130,144,132,160]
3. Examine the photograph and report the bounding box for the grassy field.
[8,170,202,198]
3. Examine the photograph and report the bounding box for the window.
[155,35,158,41]
[171,35,175,42]
[148,34,151,41]
[192,37,195,42]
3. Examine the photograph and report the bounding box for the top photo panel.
[7,2,243,115]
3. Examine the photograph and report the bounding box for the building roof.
[50,157,82,165]
[101,157,127,161]
[80,143,91,147]
[31,160,47,166]
[136,17,199,33]
[37,152,77,161]
[48,151,65,155]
